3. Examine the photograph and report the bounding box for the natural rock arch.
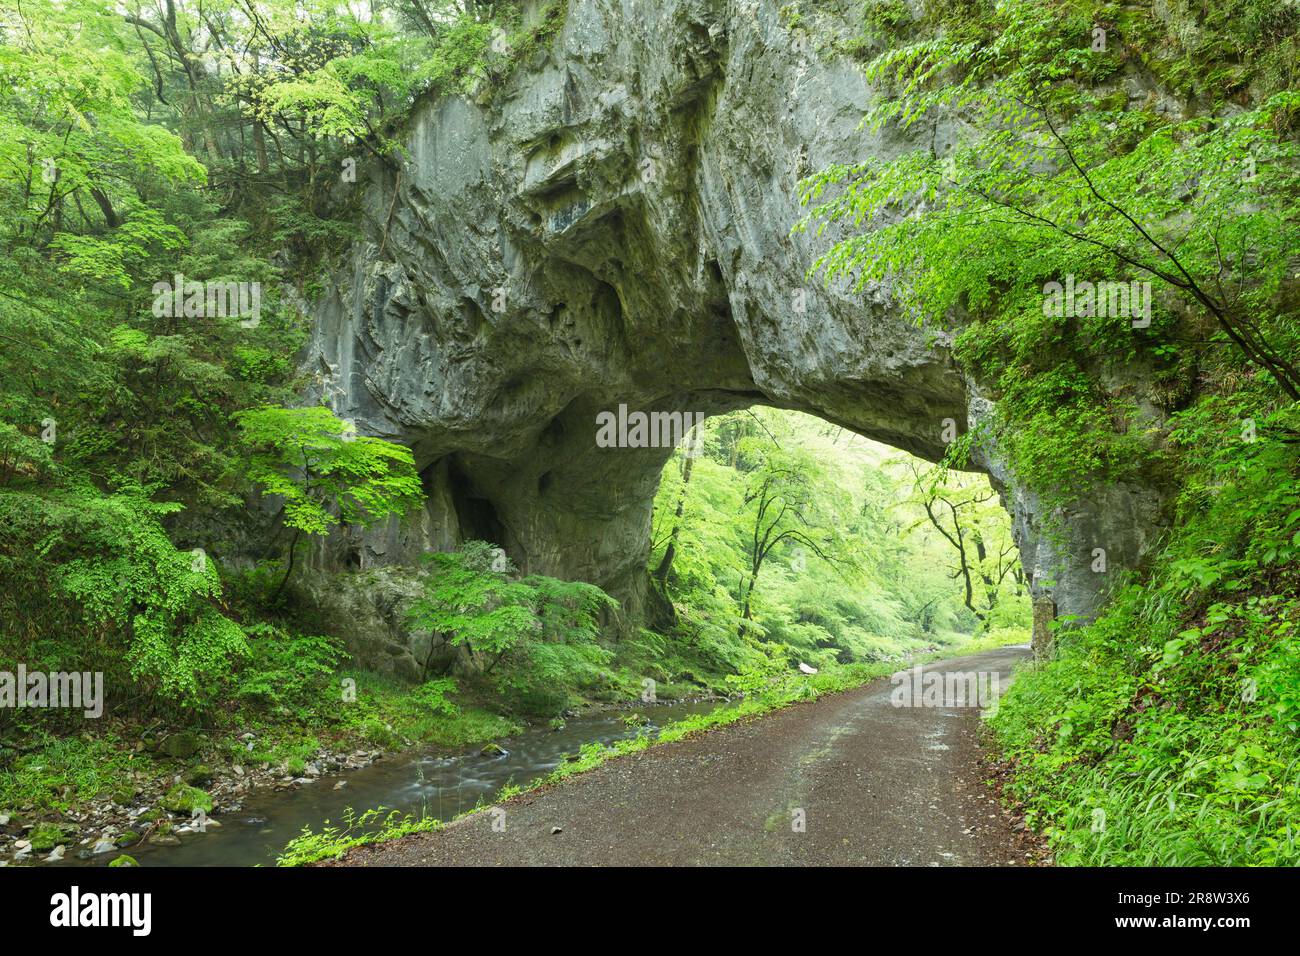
[303,0,1162,651]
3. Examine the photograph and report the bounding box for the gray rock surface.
[300,0,1166,658]
[300,567,474,682]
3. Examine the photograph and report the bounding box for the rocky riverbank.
[0,727,387,867]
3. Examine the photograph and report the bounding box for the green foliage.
[234,625,343,717]
[237,405,422,537]
[648,408,1028,672]
[160,784,213,814]
[990,397,1300,865]
[331,669,522,748]
[408,542,618,713]
[0,732,156,815]
[799,0,1300,866]
[406,677,459,717]
[801,0,1300,508]
[0,485,248,710]
[28,823,66,852]
[276,805,442,867]
[902,462,1030,629]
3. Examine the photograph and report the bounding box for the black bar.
[2,866,1289,941]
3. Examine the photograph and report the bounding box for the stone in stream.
[161,785,213,815]
[480,743,509,758]
[28,824,64,852]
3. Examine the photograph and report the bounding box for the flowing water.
[54,698,726,867]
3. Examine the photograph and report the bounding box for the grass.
[988,608,1300,866]
[333,670,523,748]
[943,626,1031,656]
[0,667,524,823]
[0,731,154,815]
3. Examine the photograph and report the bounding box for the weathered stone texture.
[302,0,1164,664]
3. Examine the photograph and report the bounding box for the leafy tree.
[407,541,618,711]
[647,408,1026,669]
[800,0,1300,504]
[734,435,857,632]
[0,0,556,724]
[904,463,1023,628]
[236,405,423,596]
[0,482,247,712]
[651,423,701,588]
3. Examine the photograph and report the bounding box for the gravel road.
[332,645,1046,866]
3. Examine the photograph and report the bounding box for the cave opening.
[644,406,1032,669]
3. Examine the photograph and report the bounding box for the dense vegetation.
[807,0,1300,865]
[0,0,577,827]
[645,409,1027,678]
[0,0,1019,843]
[3,0,1294,870]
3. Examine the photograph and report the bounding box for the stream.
[54,698,727,867]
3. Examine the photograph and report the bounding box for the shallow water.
[55,698,725,867]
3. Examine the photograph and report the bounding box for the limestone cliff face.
[303,0,1163,664]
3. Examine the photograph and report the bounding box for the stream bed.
[53,698,726,867]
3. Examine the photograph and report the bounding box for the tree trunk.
[653,445,695,586]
